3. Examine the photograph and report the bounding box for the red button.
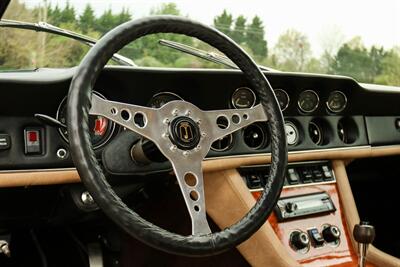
[28,131,38,142]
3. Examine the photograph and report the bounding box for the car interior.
[0,1,399,266]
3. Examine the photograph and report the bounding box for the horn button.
[169,116,201,150]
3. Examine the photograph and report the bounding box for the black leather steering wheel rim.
[67,15,287,256]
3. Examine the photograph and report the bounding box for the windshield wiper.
[159,39,275,71]
[0,19,136,66]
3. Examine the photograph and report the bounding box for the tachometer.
[298,90,319,113]
[274,89,290,111]
[56,92,115,149]
[148,92,183,108]
[231,87,256,109]
[326,91,347,113]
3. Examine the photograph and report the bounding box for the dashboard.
[0,66,399,172]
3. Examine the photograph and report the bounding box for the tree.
[151,3,180,15]
[213,10,233,36]
[115,8,132,25]
[95,9,116,34]
[318,25,345,73]
[330,37,386,83]
[79,4,95,33]
[231,15,246,44]
[47,5,62,25]
[59,1,76,25]
[374,47,400,85]
[246,16,267,58]
[273,29,311,72]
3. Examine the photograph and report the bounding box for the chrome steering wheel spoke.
[170,160,211,235]
[204,104,268,142]
[90,95,267,236]
[90,94,161,141]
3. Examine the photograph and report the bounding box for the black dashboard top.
[0,66,399,171]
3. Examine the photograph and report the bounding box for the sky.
[22,0,400,56]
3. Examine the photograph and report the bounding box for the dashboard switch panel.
[24,128,43,155]
[239,161,336,190]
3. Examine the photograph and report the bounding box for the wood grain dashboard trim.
[0,144,399,188]
[0,168,80,187]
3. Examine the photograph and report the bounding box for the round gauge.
[274,89,290,111]
[56,92,115,149]
[326,91,347,113]
[211,133,234,152]
[285,121,299,146]
[231,87,256,109]
[298,90,319,113]
[148,92,183,108]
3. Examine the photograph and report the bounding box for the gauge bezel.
[56,91,116,150]
[297,90,320,114]
[274,88,290,111]
[326,90,347,113]
[148,91,183,108]
[243,123,267,150]
[231,87,256,109]
[210,133,234,152]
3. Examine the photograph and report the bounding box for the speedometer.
[231,87,256,109]
[56,92,115,149]
[148,92,183,108]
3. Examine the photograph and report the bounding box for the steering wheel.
[67,15,287,256]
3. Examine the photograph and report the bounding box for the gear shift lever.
[353,221,375,267]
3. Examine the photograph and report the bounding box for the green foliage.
[0,1,399,86]
[330,37,387,83]
[151,3,180,15]
[373,47,400,85]
[231,15,246,44]
[59,2,76,25]
[213,10,233,36]
[79,4,95,33]
[246,16,267,59]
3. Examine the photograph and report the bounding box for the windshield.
[1,0,399,86]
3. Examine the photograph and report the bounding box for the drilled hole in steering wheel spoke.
[121,109,131,121]
[216,115,229,129]
[190,190,199,201]
[133,112,147,128]
[193,205,200,212]
[110,107,118,115]
[232,114,240,124]
[184,173,197,187]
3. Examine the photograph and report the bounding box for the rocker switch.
[24,128,42,154]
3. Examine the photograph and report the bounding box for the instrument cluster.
[229,87,348,115]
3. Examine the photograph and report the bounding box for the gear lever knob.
[353,221,375,267]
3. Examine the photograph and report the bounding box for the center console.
[239,161,360,266]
